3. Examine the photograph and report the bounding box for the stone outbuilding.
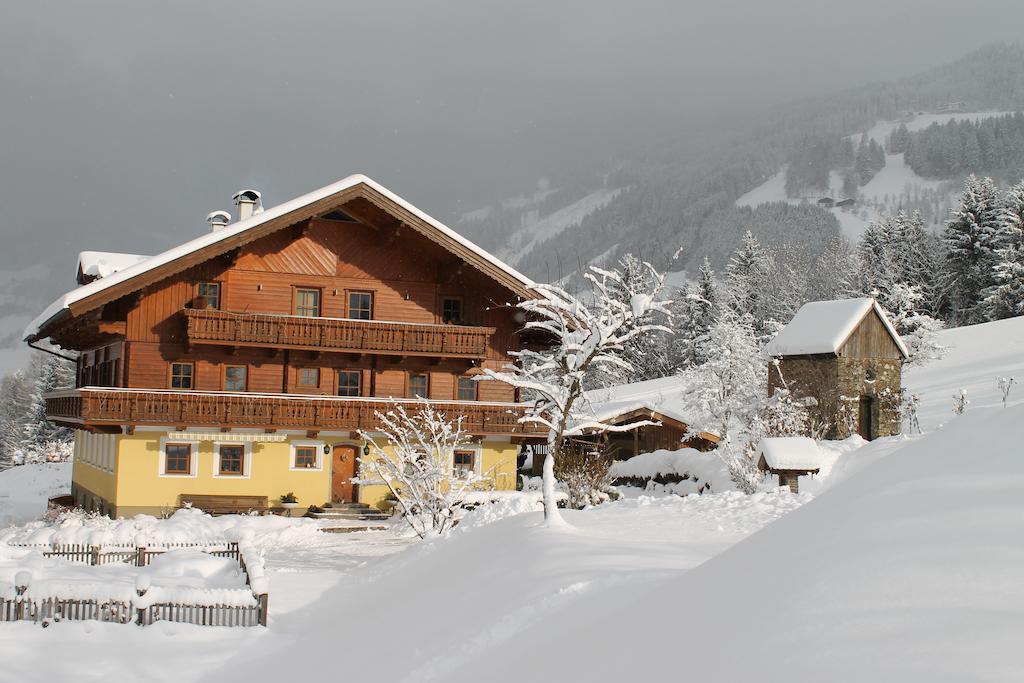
[766,298,908,440]
[756,436,822,493]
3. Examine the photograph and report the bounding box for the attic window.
[323,209,357,223]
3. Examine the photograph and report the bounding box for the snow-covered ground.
[0,461,70,527]
[0,315,1020,681]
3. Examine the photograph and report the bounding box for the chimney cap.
[232,189,262,204]
[207,210,231,224]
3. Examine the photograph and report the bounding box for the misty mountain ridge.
[458,43,1024,284]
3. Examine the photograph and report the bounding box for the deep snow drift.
[446,404,1024,682]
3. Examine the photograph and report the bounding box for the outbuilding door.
[331,445,358,503]
[858,396,875,441]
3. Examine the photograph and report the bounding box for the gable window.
[457,376,478,401]
[337,370,361,397]
[293,446,318,469]
[295,288,321,317]
[453,450,476,477]
[224,365,247,392]
[298,368,320,388]
[198,282,221,310]
[347,291,373,320]
[164,443,192,475]
[170,362,194,390]
[442,297,463,324]
[408,373,429,398]
[218,445,245,476]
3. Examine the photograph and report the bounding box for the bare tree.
[481,262,671,526]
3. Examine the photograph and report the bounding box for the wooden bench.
[179,494,269,516]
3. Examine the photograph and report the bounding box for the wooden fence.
[0,540,267,628]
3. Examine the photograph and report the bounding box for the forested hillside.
[458,43,1024,284]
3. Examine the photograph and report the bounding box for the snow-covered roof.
[765,298,908,359]
[757,436,822,471]
[26,175,538,342]
[77,251,150,281]
[578,376,719,439]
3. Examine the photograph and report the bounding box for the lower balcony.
[45,388,545,437]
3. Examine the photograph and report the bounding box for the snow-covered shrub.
[608,447,734,494]
[356,399,492,539]
[553,447,620,509]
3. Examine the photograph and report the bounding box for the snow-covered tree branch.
[356,399,492,539]
[481,260,672,525]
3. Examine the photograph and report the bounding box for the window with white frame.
[214,442,252,478]
[290,441,324,471]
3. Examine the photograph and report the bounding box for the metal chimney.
[206,210,231,232]
[232,189,262,222]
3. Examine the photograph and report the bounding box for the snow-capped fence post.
[14,571,30,622]
[135,575,150,626]
[90,545,101,566]
[134,533,148,567]
[256,593,269,627]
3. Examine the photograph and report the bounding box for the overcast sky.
[3,0,1024,271]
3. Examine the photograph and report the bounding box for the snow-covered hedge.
[608,448,734,494]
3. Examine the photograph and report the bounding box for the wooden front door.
[331,445,358,503]
[858,395,874,441]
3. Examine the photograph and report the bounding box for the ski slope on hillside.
[736,111,1011,239]
[495,187,624,266]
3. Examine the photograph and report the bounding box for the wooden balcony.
[45,388,545,437]
[184,309,494,359]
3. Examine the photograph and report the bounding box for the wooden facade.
[36,182,542,436]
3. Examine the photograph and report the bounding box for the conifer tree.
[983,182,1024,319]
[942,175,1005,325]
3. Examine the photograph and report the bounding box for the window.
[165,444,192,475]
[442,297,463,324]
[457,376,478,401]
[408,373,429,398]
[347,291,373,320]
[170,362,194,389]
[453,450,475,476]
[198,282,221,310]
[224,365,247,392]
[294,446,318,469]
[295,288,321,317]
[218,445,245,476]
[298,368,320,388]
[337,370,361,397]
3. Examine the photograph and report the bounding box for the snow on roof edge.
[26,174,537,342]
[765,298,909,359]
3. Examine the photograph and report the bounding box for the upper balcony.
[46,388,544,437]
[183,309,494,359]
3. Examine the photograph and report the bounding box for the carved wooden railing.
[184,309,494,358]
[45,389,543,436]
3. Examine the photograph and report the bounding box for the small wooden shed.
[757,437,822,493]
[766,298,908,441]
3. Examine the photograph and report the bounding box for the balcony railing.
[184,309,494,359]
[46,388,544,437]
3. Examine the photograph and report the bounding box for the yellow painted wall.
[71,430,118,502]
[356,439,520,509]
[76,430,521,515]
[113,431,332,511]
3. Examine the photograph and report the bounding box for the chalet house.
[25,175,547,517]
[766,298,908,441]
[526,376,720,475]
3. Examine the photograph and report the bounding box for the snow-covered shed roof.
[765,298,908,359]
[77,251,150,281]
[26,175,539,342]
[757,436,822,472]
[578,376,720,440]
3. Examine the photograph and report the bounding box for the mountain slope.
[459,43,1024,282]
